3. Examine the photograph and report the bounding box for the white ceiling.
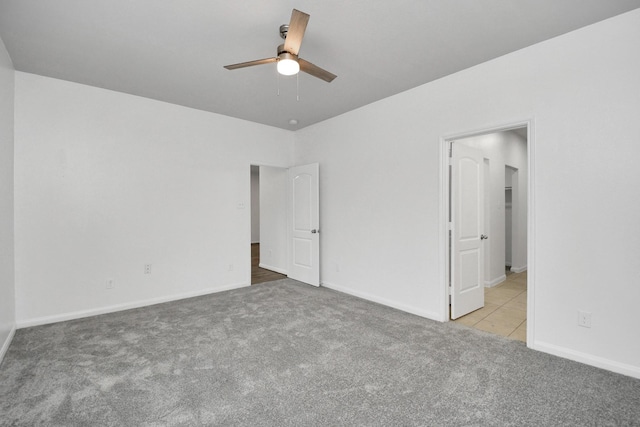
[1,1,639,130]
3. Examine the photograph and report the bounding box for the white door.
[288,163,320,286]
[451,143,485,319]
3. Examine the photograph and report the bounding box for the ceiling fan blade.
[224,57,277,70]
[283,9,309,56]
[299,58,337,83]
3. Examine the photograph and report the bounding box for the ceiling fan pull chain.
[277,67,280,96]
[296,72,299,101]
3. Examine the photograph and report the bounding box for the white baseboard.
[321,281,443,321]
[532,340,640,380]
[485,274,506,288]
[510,265,527,273]
[16,282,249,329]
[0,325,16,365]
[258,263,288,275]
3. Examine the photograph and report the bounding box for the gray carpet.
[1,279,639,426]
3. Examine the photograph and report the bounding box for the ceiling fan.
[223,9,337,83]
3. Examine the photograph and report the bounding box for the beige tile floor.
[454,270,527,342]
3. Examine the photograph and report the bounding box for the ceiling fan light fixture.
[277,52,300,76]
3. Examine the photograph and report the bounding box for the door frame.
[440,119,535,345]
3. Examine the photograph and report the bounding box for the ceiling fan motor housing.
[277,44,297,59]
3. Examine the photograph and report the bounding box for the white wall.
[14,72,294,326]
[250,165,260,243]
[258,166,288,274]
[294,10,640,377]
[457,130,528,284]
[0,35,15,362]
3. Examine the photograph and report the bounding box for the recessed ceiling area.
[1,1,638,130]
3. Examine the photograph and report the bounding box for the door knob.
[481,234,488,240]
[311,229,319,234]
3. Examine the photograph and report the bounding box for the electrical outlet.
[144,264,152,274]
[578,311,592,328]
[106,279,114,289]
[228,263,234,271]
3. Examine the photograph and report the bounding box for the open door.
[451,143,485,319]
[288,163,320,286]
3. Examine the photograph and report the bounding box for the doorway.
[505,166,516,271]
[444,123,531,342]
[249,163,321,286]
[250,165,288,285]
